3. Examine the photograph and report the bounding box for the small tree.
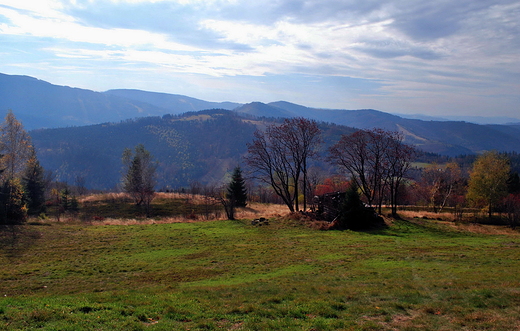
[227,166,247,208]
[467,151,510,218]
[502,194,520,228]
[122,144,157,217]
[51,188,62,222]
[61,187,71,211]
[0,110,32,181]
[219,191,236,220]
[22,149,46,216]
[0,178,27,224]
[419,162,462,213]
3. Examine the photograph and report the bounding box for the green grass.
[1,216,519,330]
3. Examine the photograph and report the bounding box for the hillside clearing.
[1,209,519,330]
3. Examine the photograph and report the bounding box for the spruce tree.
[61,187,71,211]
[122,144,157,217]
[336,183,383,230]
[22,149,46,215]
[227,166,247,208]
[0,178,27,224]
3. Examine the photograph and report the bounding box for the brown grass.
[445,222,519,235]
[46,193,520,236]
[79,192,129,203]
[397,210,459,222]
[397,210,520,235]
[234,202,289,219]
[77,194,292,226]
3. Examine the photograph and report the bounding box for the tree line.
[245,118,415,218]
[0,110,46,224]
[3,110,519,228]
[245,117,520,227]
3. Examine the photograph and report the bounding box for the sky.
[0,0,519,120]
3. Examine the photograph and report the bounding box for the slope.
[30,110,356,190]
[239,101,520,156]
[0,73,170,130]
[31,110,258,190]
[104,89,242,114]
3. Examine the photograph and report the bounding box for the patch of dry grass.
[79,192,129,203]
[445,222,520,235]
[234,202,288,219]
[397,210,520,235]
[397,210,459,222]
[64,192,292,226]
[85,202,290,226]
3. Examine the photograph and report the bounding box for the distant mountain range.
[105,89,241,114]
[393,113,520,125]
[234,102,520,156]
[0,73,240,130]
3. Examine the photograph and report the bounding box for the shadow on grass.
[370,217,483,239]
[0,224,42,259]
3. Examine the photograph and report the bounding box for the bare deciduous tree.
[419,162,462,213]
[245,118,321,212]
[384,131,416,216]
[329,129,415,216]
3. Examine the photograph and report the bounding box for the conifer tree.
[122,144,157,216]
[61,187,71,211]
[227,166,247,208]
[0,178,27,224]
[22,149,46,215]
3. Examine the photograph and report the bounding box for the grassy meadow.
[1,197,519,330]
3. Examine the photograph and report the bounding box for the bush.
[332,184,385,230]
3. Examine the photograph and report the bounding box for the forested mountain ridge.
[31,109,360,190]
[236,102,520,156]
[104,89,241,114]
[31,110,264,189]
[30,107,520,191]
[4,71,520,189]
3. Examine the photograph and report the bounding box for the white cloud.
[0,0,518,118]
[0,4,200,51]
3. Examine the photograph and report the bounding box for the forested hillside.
[104,89,241,113]
[31,110,263,189]
[237,102,520,156]
[3,72,520,157]
[31,110,359,190]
